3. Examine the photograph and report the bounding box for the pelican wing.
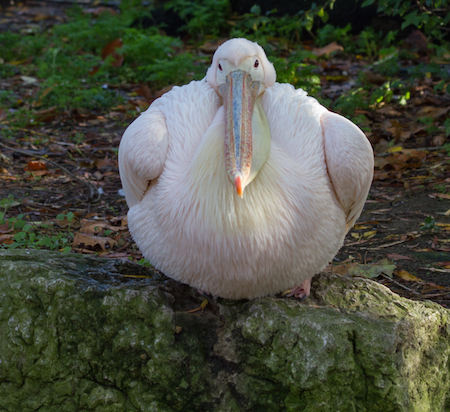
[321,111,374,232]
[118,106,168,208]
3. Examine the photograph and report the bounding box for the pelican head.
[206,39,276,198]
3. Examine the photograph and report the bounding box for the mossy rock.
[0,249,449,412]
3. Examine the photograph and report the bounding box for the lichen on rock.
[0,249,449,411]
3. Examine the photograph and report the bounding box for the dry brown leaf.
[73,232,116,251]
[200,39,227,53]
[386,253,413,261]
[84,6,116,16]
[312,42,343,57]
[135,84,153,102]
[326,262,358,276]
[431,193,450,200]
[34,106,58,123]
[415,106,450,119]
[26,160,47,171]
[375,107,402,116]
[80,219,127,234]
[109,216,128,228]
[362,70,386,86]
[404,30,428,53]
[96,156,116,169]
[0,234,14,245]
[102,38,124,67]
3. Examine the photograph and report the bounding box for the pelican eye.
[254,59,259,68]
[218,63,222,71]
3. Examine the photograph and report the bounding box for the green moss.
[0,250,449,411]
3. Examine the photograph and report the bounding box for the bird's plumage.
[119,38,374,299]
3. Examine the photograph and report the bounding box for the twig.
[375,145,448,157]
[0,140,99,201]
[420,267,450,273]
[380,273,420,295]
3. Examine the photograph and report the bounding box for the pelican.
[118,38,374,299]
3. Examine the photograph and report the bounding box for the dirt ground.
[1,1,449,307]
[2,110,449,306]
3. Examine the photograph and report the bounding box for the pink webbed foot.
[283,278,312,300]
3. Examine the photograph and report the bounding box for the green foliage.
[56,212,75,222]
[0,194,20,212]
[52,9,131,53]
[316,23,352,47]
[0,213,73,252]
[166,0,230,37]
[361,0,450,42]
[1,0,448,120]
[116,30,205,86]
[332,87,367,115]
[444,119,450,137]
[273,55,321,95]
[0,32,47,63]
[137,258,152,267]
[230,2,334,44]
[421,216,435,231]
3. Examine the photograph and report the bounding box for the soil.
[1,0,449,307]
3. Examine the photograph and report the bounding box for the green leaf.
[14,232,27,242]
[444,118,450,137]
[361,0,375,6]
[421,216,435,231]
[348,259,396,279]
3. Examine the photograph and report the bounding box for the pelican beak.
[219,70,270,198]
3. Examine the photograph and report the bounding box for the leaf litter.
[0,1,449,306]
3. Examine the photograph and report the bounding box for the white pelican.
[119,38,374,300]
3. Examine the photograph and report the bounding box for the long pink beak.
[219,70,261,198]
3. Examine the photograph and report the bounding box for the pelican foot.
[282,278,312,300]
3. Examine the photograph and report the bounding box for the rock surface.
[0,249,449,412]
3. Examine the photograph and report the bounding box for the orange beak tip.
[235,176,244,198]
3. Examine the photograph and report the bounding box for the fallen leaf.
[386,145,403,153]
[353,225,371,230]
[34,106,57,123]
[415,106,450,119]
[80,219,125,234]
[327,262,358,276]
[0,234,14,245]
[363,230,377,238]
[102,38,124,68]
[200,39,227,53]
[431,193,450,200]
[395,269,421,281]
[312,42,343,57]
[404,30,428,53]
[96,156,116,169]
[73,232,116,250]
[21,75,38,84]
[362,70,386,86]
[375,107,402,116]
[431,135,446,146]
[26,160,47,171]
[84,6,116,16]
[387,253,413,261]
[348,259,396,279]
[421,267,450,273]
